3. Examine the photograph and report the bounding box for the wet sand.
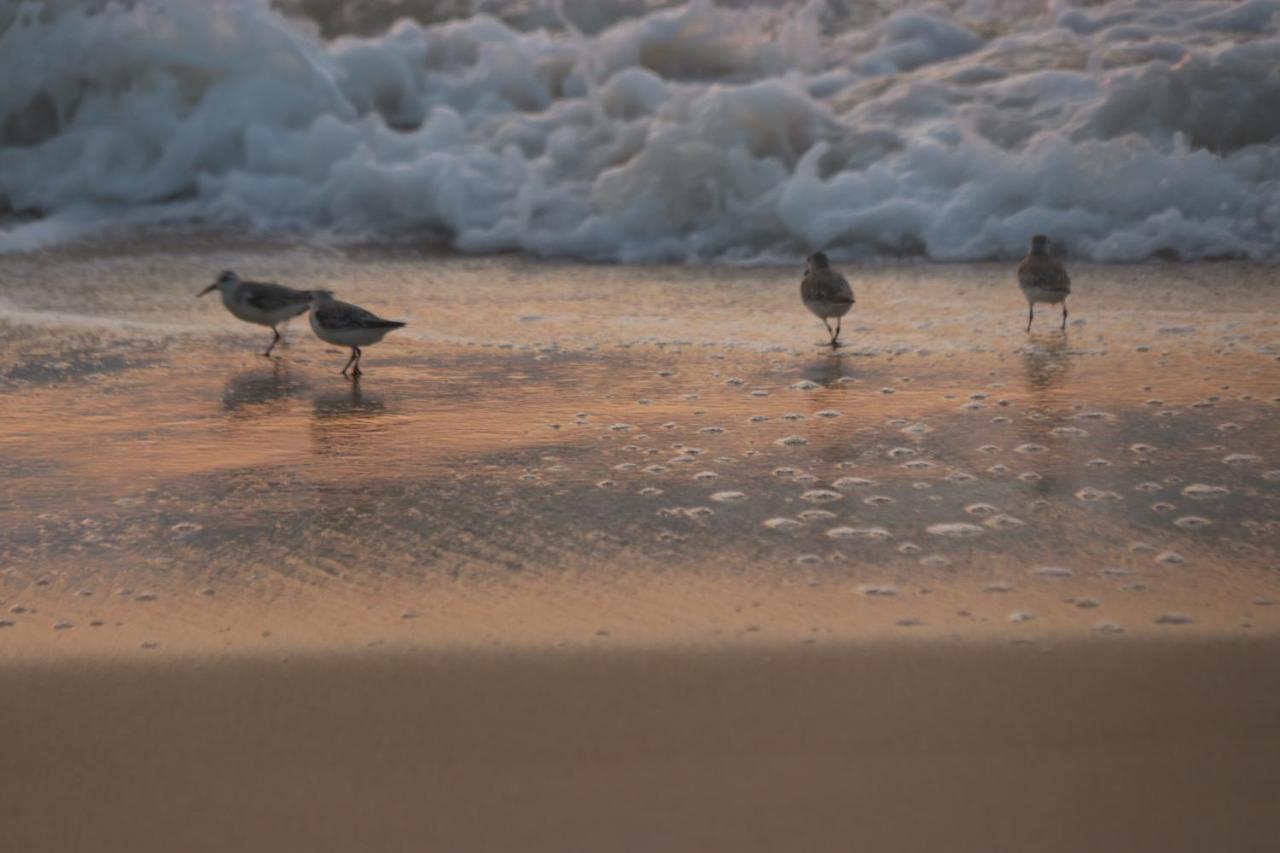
[1,236,1278,850]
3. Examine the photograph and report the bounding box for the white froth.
[1,1,1278,259]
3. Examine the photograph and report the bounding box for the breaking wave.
[1,0,1279,261]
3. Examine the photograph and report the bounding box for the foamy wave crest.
[2,0,1279,261]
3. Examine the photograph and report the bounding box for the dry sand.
[1,235,1278,850]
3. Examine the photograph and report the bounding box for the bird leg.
[833,317,842,347]
[821,318,834,344]
[1061,301,1068,331]
[340,349,358,376]
[351,347,363,378]
[263,326,281,357]
[1026,304,1034,332]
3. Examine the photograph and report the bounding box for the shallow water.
[0,240,1278,656]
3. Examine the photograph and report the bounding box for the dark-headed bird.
[801,251,855,347]
[1017,235,1071,331]
[198,270,314,357]
[308,291,406,378]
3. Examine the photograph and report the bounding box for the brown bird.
[801,251,855,347]
[1017,235,1071,331]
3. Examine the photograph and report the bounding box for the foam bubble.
[3,1,1279,260]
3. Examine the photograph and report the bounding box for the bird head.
[806,251,831,273]
[198,270,239,297]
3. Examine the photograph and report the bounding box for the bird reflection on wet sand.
[221,364,308,414]
[311,384,389,457]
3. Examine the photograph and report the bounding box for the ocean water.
[1,0,1278,261]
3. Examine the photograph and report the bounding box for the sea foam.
[1,0,1278,260]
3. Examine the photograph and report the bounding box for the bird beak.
[197,284,217,297]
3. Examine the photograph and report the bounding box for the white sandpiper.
[800,251,856,347]
[308,291,406,378]
[1018,235,1071,331]
[198,270,314,357]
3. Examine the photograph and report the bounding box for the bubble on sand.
[801,489,843,503]
[693,470,719,481]
[864,495,896,506]
[1051,427,1088,438]
[832,477,876,490]
[965,503,999,516]
[0,620,12,628]
[783,412,806,421]
[828,526,894,541]
[983,514,1025,530]
[858,584,899,597]
[170,521,202,535]
[613,463,638,471]
[1086,458,1112,468]
[725,378,745,386]
[947,471,977,484]
[1154,613,1194,625]
[776,435,808,447]
[983,582,1013,593]
[1076,487,1121,502]
[763,517,803,532]
[1182,484,1230,499]
[888,447,916,459]
[988,464,1010,474]
[643,465,669,474]
[596,479,617,488]
[903,460,934,470]
[661,422,677,430]
[1223,453,1260,465]
[1016,444,1047,454]
[1155,550,1185,565]
[773,467,798,477]
[795,554,823,565]
[134,592,158,602]
[750,390,770,397]
[898,543,921,554]
[1074,598,1100,609]
[1130,443,1156,454]
[795,473,819,484]
[749,415,769,422]
[53,620,73,630]
[609,423,633,431]
[638,487,663,496]
[791,380,819,391]
[798,509,837,521]
[1216,422,1243,432]
[1094,622,1125,634]
[1174,516,1212,529]
[1136,482,1163,493]
[815,410,841,419]
[1262,470,1280,481]
[1074,411,1116,421]
[710,491,747,503]
[1030,566,1074,579]
[926,522,984,537]
[1008,610,1034,624]
[920,554,950,567]
[896,617,922,627]
[1152,502,1176,513]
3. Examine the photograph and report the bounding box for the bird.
[1018,235,1071,331]
[308,291,406,378]
[801,251,855,347]
[198,270,315,357]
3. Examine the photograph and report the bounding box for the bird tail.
[378,321,407,329]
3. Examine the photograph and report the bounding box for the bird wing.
[241,281,312,312]
[319,300,403,329]
[802,270,855,303]
[1018,258,1071,293]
